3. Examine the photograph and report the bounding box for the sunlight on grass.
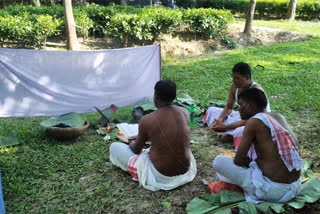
[235,19,320,37]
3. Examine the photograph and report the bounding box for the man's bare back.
[236,112,300,184]
[138,105,191,176]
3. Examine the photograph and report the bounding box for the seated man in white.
[204,62,270,147]
[212,88,303,203]
[109,80,197,191]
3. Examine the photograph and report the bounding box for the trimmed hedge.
[195,0,320,20]
[0,13,62,48]
[0,5,233,48]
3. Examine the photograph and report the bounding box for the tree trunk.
[50,0,55,6]
[287,0,297,21]
[243,0,256,35]
[32,0,41,7]
[120,0,126,5]
[63,0,80,50]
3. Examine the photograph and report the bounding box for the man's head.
[154,80,176,105]
[238,88,267,120]
[231,62,252,88]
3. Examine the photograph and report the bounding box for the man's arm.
[129,117,149,154]
[234,119,257,167]
[210,84,238,132]
[218,83,237,121]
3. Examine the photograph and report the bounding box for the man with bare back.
[109,80,197,191]
[212,88,303,203]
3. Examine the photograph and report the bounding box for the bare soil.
[45,24,311,57]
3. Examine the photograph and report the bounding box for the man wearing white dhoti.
[212,88,303,203]
[109,80,197,191]
[204,62,270,145]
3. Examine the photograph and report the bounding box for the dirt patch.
[45,24,311,57]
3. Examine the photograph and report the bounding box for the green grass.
[235,19,320,37]
[163,38,320,118]
[1,20,320,213]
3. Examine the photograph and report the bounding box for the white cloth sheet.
[0,45,161,117]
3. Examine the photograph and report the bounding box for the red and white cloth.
[252,113,304,171]
[127,149,147,181]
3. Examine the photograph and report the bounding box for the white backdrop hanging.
[0,45,161,117]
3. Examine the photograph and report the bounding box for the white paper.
[116,123,139,139]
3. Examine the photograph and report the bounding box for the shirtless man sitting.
[204,62,270,144]
[109,80,197,191]
[212,88,304,203]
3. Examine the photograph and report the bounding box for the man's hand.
[209,119,228,132]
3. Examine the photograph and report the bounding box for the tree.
[287,0,297,21]
[32,0,41,7]
[243,0,256,35]
[63,0,80,50]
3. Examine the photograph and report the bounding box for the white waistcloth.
[213,155,301,204]
[135,149,197,191]
[109,142,197,191]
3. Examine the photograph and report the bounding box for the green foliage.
[196,0,320,20]
[74,9,94,39]
[0,5,233,47]
[0,12,62,48]
[183,8,233,39]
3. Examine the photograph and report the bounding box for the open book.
[116,123,139,143]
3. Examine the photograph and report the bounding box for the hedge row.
[0,5,233,48]
[195,0,320,20]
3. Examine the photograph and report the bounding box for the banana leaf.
[134,97,156,111]
[40,112,86,130]
[0,132,19,148]
[174,94,204,116]
[207,100,239,110]
[187,177,320,214]
[288,177,320,209]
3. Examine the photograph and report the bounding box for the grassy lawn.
[235,19,320,37]
[1,20,320,213]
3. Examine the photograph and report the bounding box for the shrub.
[0,13,62,48]
[183,8,233,39]
[195,0,320,20]
[74,9,94,38]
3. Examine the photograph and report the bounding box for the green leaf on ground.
[201,193,221,205]
[256,202,284,213]
[40,112,86,129]
[220,189,245,204]
[288,177,320,209]
[237,201,257,214]
[0,132,19,148]
[186,198,219,214]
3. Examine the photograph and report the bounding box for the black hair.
[232,62,251,78]
[238,88,267,111]
[154,80,176,103]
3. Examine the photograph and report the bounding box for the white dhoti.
[109,142,197,191]
[212,155,301,204]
